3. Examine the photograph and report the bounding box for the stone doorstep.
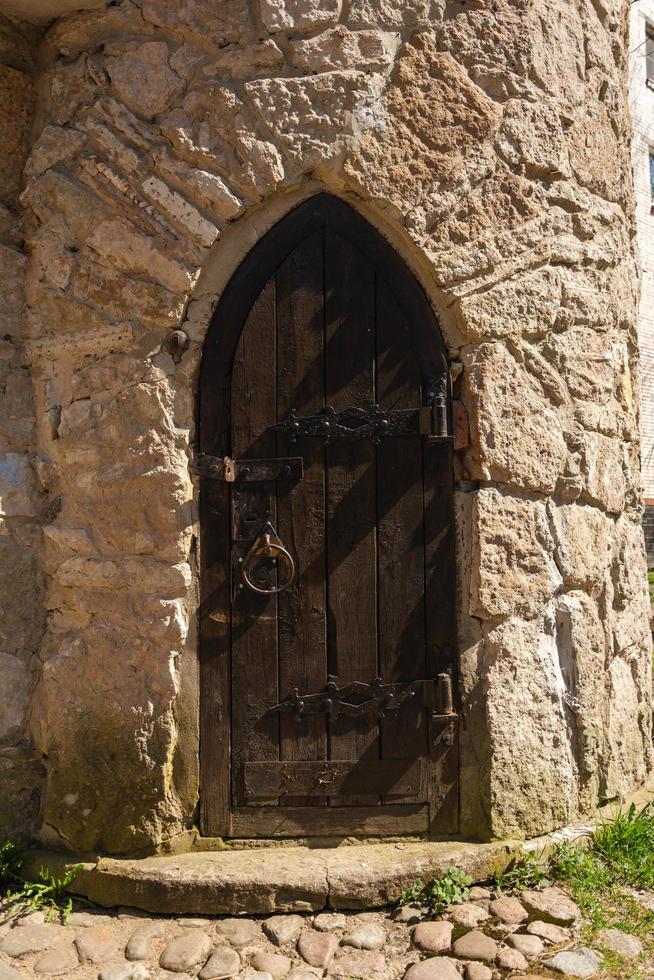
[23,782,654,916]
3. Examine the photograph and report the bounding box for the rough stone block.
[454,268,561,342]
[470,489,562,620]
[0,745,43,839]
[106,42,186,120]
[0,522,45,656]
[483,613,577,838]
[25,124,87,178]
[161,84,284,200]
[348,0,440,28]
[550,502,611,594]
[259,0,341,33]
[246,71,384,177]
[87,218,195,293]
[0,243,26,337]
[0,651,29,743]
[0,453,40,518]
[151,148,243,221]
[580,431,626,513]
[496,98,566,175]
[344,37,500,215]
[0,65,33,204]
[462,342,567,495]
[140,0,252,44]
[290,28,400,74]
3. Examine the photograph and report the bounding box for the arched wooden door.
[199,195,457,838]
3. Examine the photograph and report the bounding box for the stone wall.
[1,0,651,852]
[0,13,46,840]
[629,0,654,562]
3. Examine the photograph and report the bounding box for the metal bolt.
[165,329,190,363]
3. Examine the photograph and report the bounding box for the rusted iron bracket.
[192,454,303,483]
[273,402,451,444]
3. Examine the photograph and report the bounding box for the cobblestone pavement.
[0,884,648,980]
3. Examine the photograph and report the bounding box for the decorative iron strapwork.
[270,673,455,722]
[273,400,449,445]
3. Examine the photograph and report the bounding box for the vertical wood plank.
[230,278,279,808]
[276,231,328,805]
[324,231,379,806]
[199,385,231,835]
[424,441,458,833]
[375,275,428,802]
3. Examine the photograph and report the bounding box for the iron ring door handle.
[241,529,297,595]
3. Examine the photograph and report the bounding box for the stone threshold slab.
[25,782,654,914]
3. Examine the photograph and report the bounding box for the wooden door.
[199,195,457,838]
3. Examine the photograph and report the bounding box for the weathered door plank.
[424,442,458,833]
[230,279,280,808]
[243,758,425,799]
[375,275,428,804]
[199,386,231,836]
[276,231,328,806]
[324,231,379,806]
[230,804,429,838]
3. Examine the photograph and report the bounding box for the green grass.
[648,570,654,604]
[592,802,654,890]
[492,803,654,977]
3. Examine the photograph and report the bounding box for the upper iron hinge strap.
[273,403,450,444]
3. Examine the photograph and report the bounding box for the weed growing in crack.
[0,841,84,924]
[399,867,472,913]
[495,851,551,892]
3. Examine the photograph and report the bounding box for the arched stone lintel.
[186,179,460,367]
